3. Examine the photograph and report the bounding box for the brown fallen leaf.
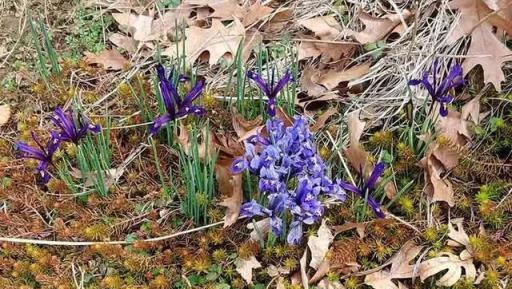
[347,11,411,44]
[242,2,274,27]
[298,16,356,62]
[364,241,424,289]
[311,107,337,132]
[300,67,327,97]
[461,94,484,124]
[186,0,245,21]
[448,0,512,91]
[333,221,367,239]
[436,110,473,147]
[163,19,245,66]
[419,146,456,207]
[232,107,263,139]
[344,110,371,175]
[0,104,11,126]
[317,63,371,90]
[83,49,130,71]
[300,248,310,289]
[446,218,471,251]
[247,218,270,243]
[109,33,138,53]
[235,255,262,285]
[242,30,263,62]
[419,252,476,287]
[216,159,243,227]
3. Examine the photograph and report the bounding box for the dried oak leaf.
[242,2,274,27]
[317,63,371,90]
[347,10,411,44]
[311,107,338,132]
[185,0,245,21]
[163,19,245,66]
[0,104,11,126]
[109,33,137,53]
[448,0,512,91]
[298,16,356,62]
[332,221,367,239]
[232,107,263,139]
[419,251,476,287]
[83,49,129,71]
[364,241,424,289]
[235,255,262,285]
[317,279,346,289]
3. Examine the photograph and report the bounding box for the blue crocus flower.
[246,70,293,117]
[150,64,206,135]
[16,131,61,183]
[408,61,464,117]
[338,162,386,218]
[51,107,101,144]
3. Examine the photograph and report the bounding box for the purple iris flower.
[408,61,464,117]
[51,107,101,144]
[16,131,61,183]
[232,116,347,244]
[338,162,386,218]
[246,70,293,117]
[150,64,206,135]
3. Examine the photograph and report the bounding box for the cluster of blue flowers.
[16,108,100,183]
[232,70,385,244]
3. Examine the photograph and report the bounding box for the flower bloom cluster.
[150,64,206,135]
[232,116,347,244]
[408,61,464,117]
[16,107,100,183]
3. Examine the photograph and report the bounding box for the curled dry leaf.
[344,110,371,175]
[235,255,262,285]
[419,252,476,287]
[311,107,337,132]
[0,104,11,126]
[446,218,472,255]
[297,16,356,62]
[317,63,371,90]
[364,241,424,289]
[109,33,138,53]
[347,10,412,44]
[83,49,130,71]
[232,107,263,139]
[308,220,334,270]
[419,146,456,207]
[216,159,243,227]
[185,0,245,21]
[333,221,367,239]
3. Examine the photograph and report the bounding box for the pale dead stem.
[0,218,234,246]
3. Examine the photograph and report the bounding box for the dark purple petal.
[149,114,172,135]
[88,124,101,133]
[15,142,47,161]
[247,71,272,97]
[338,180,362,195]
[271,71,293,98]
[52,107,75,139]
[157,65,181,107]
[364,162,385,192]
[287,220,303,245]
[439,104,448,117]
[421,72,436,98]
[408,79,422,86]
[438,64,463,95]
[181,81,204,107]
[231,157,247,174]
[366,196,385,218]
[47,132,61,156]
[159,81,176,118]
